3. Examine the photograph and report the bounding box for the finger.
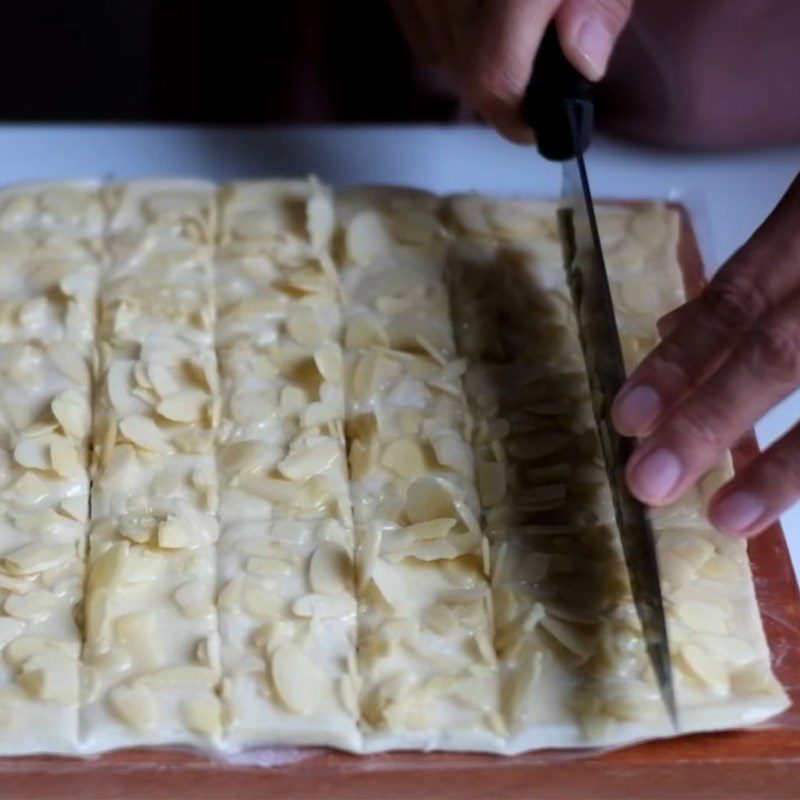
[443,0,473,75]
[462,0,560,143]
[555,0,634,80]
[625,289,800,506]
[656,299,696,340]
[708,424,800,537]
[389,0,439,64]
[612,174,800,437]
[415,0,459,70]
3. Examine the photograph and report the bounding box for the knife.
[523,24,678,728]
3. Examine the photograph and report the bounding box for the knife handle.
[524,24,593,162]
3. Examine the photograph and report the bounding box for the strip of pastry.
[445,193,619,751]
[81,181,223,752]
[579,202,789,741]
[215,181,359,750]
[446,194,787,751]
[337,188,502,752]
[0,181,102,754]
[0,181,102,349]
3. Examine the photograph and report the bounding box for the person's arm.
[389,0,634,142]
[612,174,800,538]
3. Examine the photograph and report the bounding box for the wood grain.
[4,203,800,799]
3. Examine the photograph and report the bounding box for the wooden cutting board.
[3,204,799,800]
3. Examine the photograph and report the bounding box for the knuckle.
[592,0,633,29]
[744,321,800,382]
[760,443,800,494]
[648,338,696,394]
[701,273,768,333]
[670,399,726,452]
[465,67,519,121]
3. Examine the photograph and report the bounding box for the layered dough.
[446,195,787,749]
[0,179,786,756]
[338,189,501,751]
[215,181,359,751]
[82,181,223,751]
[0,182,100,754]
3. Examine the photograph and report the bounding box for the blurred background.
[3,0,799,149]
[0,1,457,124]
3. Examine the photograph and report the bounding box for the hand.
[612,173,800,538]
[389,0,634,143]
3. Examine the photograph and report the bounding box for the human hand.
[389,0,634,143]
[612,174,800,537]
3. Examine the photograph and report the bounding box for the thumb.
[555,0,634,81]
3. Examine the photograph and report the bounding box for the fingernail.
[575,19,613,80]
[615,385,663,433]
[629,448,682,503]
[710,491,765,536]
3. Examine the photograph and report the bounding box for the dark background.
[1,0,456,123]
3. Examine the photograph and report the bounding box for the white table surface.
[2,122,799,571]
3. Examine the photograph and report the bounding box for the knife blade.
[524,24,678,728]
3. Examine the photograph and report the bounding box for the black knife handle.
[524,24,593,162]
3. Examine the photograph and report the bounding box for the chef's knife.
[524,25,678,728]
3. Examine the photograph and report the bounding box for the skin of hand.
[612,173,800,538]
[389,0,634,143]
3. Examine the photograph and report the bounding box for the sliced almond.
[183,697,222,737]
[51,389,91,439]
[345,315,389,349]
[156,390,208,423]
[119,415,170,452]
[277,439,340,482]
[381,438,427,480]
[308,542,352,595]
[271,643,326,714]
[109,684,158,731]
[157,516,190,549]
[50,438,82,478]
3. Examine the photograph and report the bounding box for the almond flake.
[403,518,456,540]
[174,581,214,619]
[313,344,342,382]
[291,593,356,618]
[5,591,56,623]
[242,584,282,617]
[271,643,326,714]
[158,516,189,549]
[48,342,90,386]
[219,439,271,475]
[51,389,91,439]
[431,434,472,476]
[277,439,340,482]
[357,521,382,591]
[371,559,408,610]
[345,210,394,264]
[345,315,389,348]
[308,542,352,595]
[405,476,460,523]
[3,544,72,576]
[156,390,208,423]
[381,438,427,480]
[246,557,291,577]
[478,461,506,507]
[13,440,50,471]
[183,697,223,737]
[286,306,324,346]
[60,496,88,522]
[116,613,161,669]
[119,415,170,452]
[109,684,158,731]
[50,438,81,478]
[12,472,48,504]
[680,643,729,692]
